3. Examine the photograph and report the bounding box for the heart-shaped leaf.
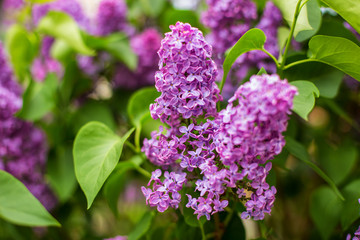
[73,121,134,208]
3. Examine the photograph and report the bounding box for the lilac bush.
[0,43,56,210]
[142,22,296,221]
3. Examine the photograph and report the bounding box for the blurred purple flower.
[0,42,56,210]
[113,28,162,89]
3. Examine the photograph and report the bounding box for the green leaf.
[341,179,360,230]
[50,39,73,62]
[5,25,36,80]
[47,146,77,203]
[308,35,360,81]
[317,17,360,45]
[311,70,343,99]
[73,121,134,208]
[128,211,155,240]
[86,33,137,70]
[277,26,290,58]
[317,140,357,185]
[290,80,319,120]
[257,67,267,75]
[222,28,268,91]
[140,0,166,17]
[222,213,246,240]
[310,186,342,240]
[103,156,143,215]
[161,9,204,33]
[0,170,60,227]
[37,11,94,55]
[17,73,58,121]
[273,0,321,42]
[320,0,360,35]
[285,136,344,201]
[127,87,160,127]
[71,100,117,133]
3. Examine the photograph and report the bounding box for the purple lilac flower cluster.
[31,36,63,82]
[149,22,221,126]
[94,0,132,36]
[2,0,24,10]
[32,0,89,29]
[214,74,297,219]
[0,43,56,210]
[201,0,257,57]
[141,169,186,212]
[113,28,162,89]
[201,1,283,99]
[142,22,296,220]
[239,2,283,74]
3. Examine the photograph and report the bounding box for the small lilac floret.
[141,170,186,212]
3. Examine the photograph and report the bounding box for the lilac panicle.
[113,28,162,89]
[214,74,297,220]
[0,42,56,210]
[201,0,257,55]
[2,0,24,10]
[150,21,221,126]
[95,0,130,36]
[31,37,63,82]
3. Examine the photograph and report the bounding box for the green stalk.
[199,220,206,240]
[279,0,304,70]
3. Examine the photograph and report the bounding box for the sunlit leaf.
[308,35,360,81]
[290,80,319,120]
[0,170,60,227]
[37,11,94,55]
[273,0,321,41]
[73,121,134,208]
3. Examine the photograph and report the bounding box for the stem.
[199,220,206,240]
[262,49,280,68]
[214,213,221,240]
[135,166,151,178]
[135,125,142,152]
[279,0,303,70]
[300,0,310,10]
[283,59,316,70]
[223,208,234,227]
[125,141,138,153]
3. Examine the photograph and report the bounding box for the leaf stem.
[262,49,280,68]
[135,125,142,152]
[125,141,138,153]
[283,59,316,70]
[199,220,206,240]
[135,166,151,178]
[279,0,303,70]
